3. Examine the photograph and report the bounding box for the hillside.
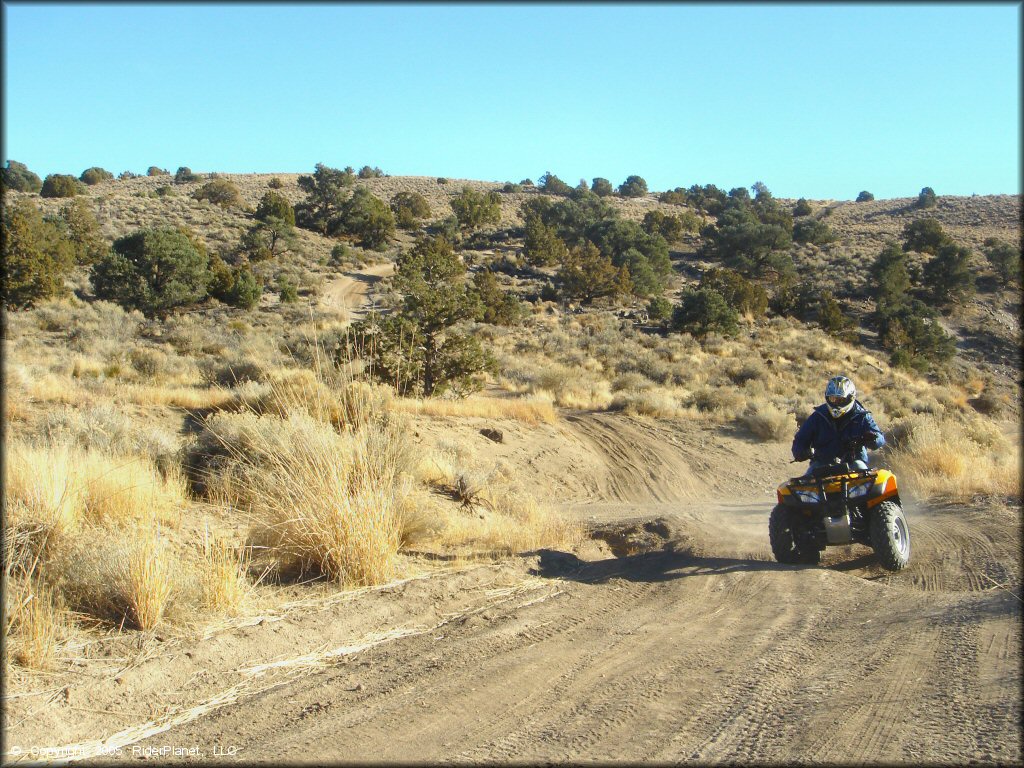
[2,169,1021,764]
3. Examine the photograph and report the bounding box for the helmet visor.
[826,394,853,409]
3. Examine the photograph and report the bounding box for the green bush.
[816,290,856,342]
[254,191,295,226]
[267,177,284,189]
[647,296,673,323]
[174,166,199,183]
[208,256,261,309]
[871,241,912,319]
[277,276,299,304]
[880,302,956,370]
[658,188,688,206]
[239,218,296,261]
[450,186,501,231]
[538,172,572,196]
[357,165,384,179]
[870,240,955,368]
[338,187,395,250]
[557,241,630,303]
[501,182,523,193]
[90,227,210,316]
[79,167,113,185]
[118,170,138,180]
[348,235,495,396]
[523,214,568,267]
[982,237,1021,284]
[229,267,261,309]
[792,198,813,216]
[1,200,75,308]
[642,210,686,243]
[147,166,169,177]
[2,161,43,192]
[699,267,768,318]
[472,270,524,326]
[329,243,351,267]
[793,218,836,246]
[617,175,648,198]
[924,242,975,308]
[916,187,938,209]
[770,277,817,320]
[699,197,794,279]
[295,163,355,233]
[671,287,739,337]
[40,174,83,198]
[856,191,874,202]
[59,198,107,265]
[390,191,431,229]
[591,178,614,197]
[902,218,950,255]
[192,178,244,208]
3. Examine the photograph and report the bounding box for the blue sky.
[2,2,1020,200]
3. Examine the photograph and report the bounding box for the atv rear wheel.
[870,500,911,571]
[769,504,820,565]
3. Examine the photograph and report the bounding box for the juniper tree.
[91,227,210,316]
[1,200,75,308]
[349,235,494,396]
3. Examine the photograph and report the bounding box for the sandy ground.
[3,407,1020,765]
[317,262,395,322]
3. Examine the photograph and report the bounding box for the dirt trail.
[4,379,1020,763]
[75,499,1018,766]
[317,262,394,321]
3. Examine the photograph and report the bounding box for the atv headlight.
[795,491,820,503]
[848,482,871,499]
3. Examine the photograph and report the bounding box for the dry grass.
[416,441,582,555]
[220,370,393,431]
[123,524,175,630]
[5,441,186,531]
[393,395,557,425]
[196,411,413,586]
[55,522,176,630]
[4,580,66,670]
[886,414,1021,501]
[199,529,250,615]
[740,403,794,442]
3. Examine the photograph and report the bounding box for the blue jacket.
[792,400,884,465]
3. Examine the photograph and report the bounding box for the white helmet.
[825,375,856,418]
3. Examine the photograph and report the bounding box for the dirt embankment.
[4,409,1019,765]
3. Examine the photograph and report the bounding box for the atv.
[770,445,910,571]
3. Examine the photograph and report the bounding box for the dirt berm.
[4,413,1020,765]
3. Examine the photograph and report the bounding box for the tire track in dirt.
[564,412,700,503]
[318,263,393,321]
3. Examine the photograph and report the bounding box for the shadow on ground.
[530,546,792,585]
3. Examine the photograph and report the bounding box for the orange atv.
[770,445,910,571]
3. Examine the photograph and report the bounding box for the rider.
[792,375,884,475]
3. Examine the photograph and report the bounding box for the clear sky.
[2,2,1020,200]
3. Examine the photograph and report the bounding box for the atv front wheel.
[769,504,820,565]
[870,501,911,571]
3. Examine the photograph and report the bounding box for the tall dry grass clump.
[3,525,68,670]
[198,530,250,614]
[885,415,1021,501]
[4,441,189,644]
[194,407,415,586]
[55,522,176,630]
[5,441,186,530]
[740,403,794,441]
